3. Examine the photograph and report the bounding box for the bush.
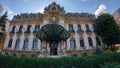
[0,52,120,68]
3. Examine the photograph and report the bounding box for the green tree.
[0,12,7,31]
[0,12,7,41]
[95,13,120,51]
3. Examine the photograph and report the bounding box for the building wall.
[3,2,103,57]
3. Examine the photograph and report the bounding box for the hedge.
[0,52,120,68]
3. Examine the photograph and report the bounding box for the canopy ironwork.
[36,24,70,41]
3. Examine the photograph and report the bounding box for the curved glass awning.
[36,24,70,41]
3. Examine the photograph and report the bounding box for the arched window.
[19,25,23,33]
[96,37,101,46]
[8,38,13,47]
[52,7,56,11]
[23,38,29,48]
[33,38,38,48]
[34,25,40,33]
[69,24,74,32]
[70,38,76,48]
[77,24,82,32]
[88,37,93,46]
[15,38,20,48]
[80,37,85,47]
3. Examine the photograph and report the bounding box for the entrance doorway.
[49,40,58,55]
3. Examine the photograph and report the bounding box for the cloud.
[2,5,16,20]
[94,4,106,16]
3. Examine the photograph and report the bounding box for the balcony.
[24,31,31,36]
[69,30,75,36]
[85,29,92,35]
[33,30,38,35]
[69,47,77,51]
[80,46,86,50]
[16,31,23,36]
[32,48,39,51]
[9,31,15,36]
[14,48,20,51]
[77,30,84,35]
[22,47,29,51]
[5,47,12,50]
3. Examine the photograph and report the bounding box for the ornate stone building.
[3,2,103,57]
[113,8,120,25]
[113,8,120,51]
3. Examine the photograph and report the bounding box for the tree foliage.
[95,13,120,50]
[0,12,7,31]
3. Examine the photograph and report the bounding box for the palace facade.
[3,2,103,57]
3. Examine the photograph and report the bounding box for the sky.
[0,0,120,20]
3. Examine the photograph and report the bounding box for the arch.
[96,37,101,46]
[88,37,93,46]
[8,38,13,47]
[33,38,38,48]
[79,37,85,47]
[70,38,76,48]
[15,38,20,48]
[23,38,29,48]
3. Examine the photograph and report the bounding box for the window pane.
[35,25,40,32]
[15,38,20,48]
[85,24,91,32]
[19,25,23,33]
[70,38,75,48]
[33,38,38,48]
[77,24,82,32]
[96,37,101,46]
[11,26,16,33]
[80,37,84,47]
[23,38,29,48]
[69,24,74,32]
[8,39,13,47]
[88,37,93,46]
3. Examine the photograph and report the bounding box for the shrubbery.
[0,52,120,68]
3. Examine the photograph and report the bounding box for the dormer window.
[52,7,57,11]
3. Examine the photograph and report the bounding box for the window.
[80,37,85,47]
[33,38,38,48]
[11,26,16,33]
[69,24,74,32]
[23,38,29,48]
[18,25,23,33]
[26,25,31,33]
[8,38,13,47]
[96,37,101,46]
[70,38,76,48]
[15,38,20,48]
[34,25,40,33]
[85,24,91,32]
[88,37,93,46]
[93,24,96,32]
[77,24,83,32]
[52,7,56,11]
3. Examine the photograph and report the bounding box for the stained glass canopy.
[36,24,70,41]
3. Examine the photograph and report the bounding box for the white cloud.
[38,7,44,13]
[94,4,106,16]
[2,5,16,20]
